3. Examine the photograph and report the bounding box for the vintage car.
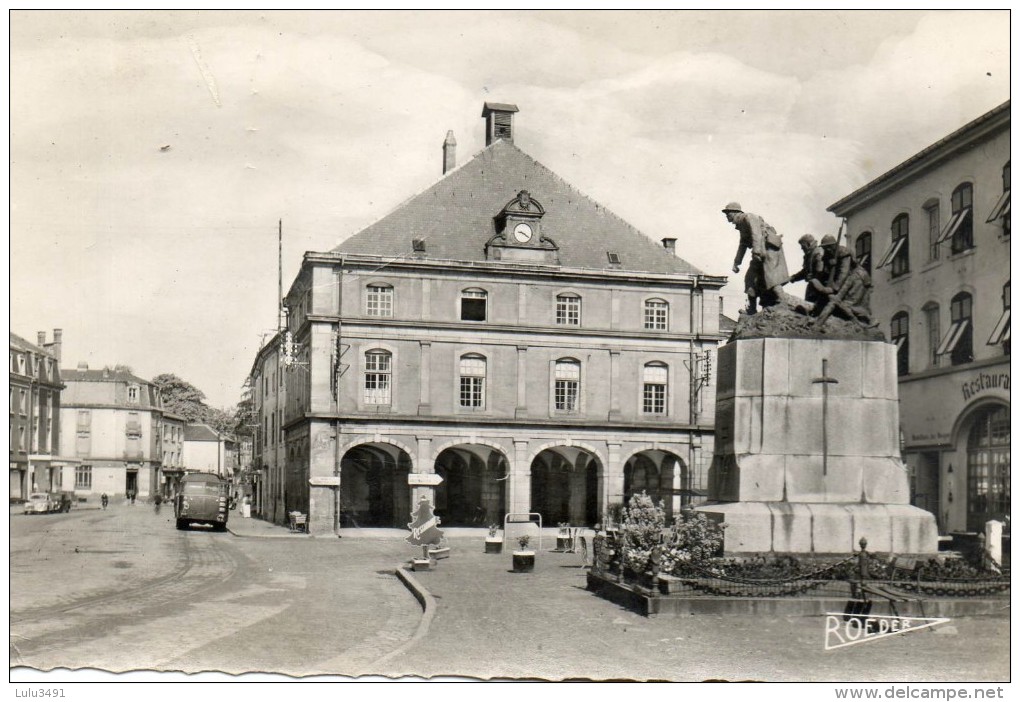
[23,493,54,514]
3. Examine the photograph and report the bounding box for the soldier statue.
[788,234,827,314]
[815,234,873,322]
[722,202,790,314]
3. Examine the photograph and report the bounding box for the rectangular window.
[926,203,940,261]
[459,377,484,408]
[364,353,392,405]
[366,285,394,317]
[925,306,940,369]
[556,295,581,326]
[644,300,668,330]
[75,465,92,490]
[643,384,666,414]
[19,390,27,415]
[460,290,487,322]
[555,380,579,411]
[127,385,139,403]
[126,411,142,437]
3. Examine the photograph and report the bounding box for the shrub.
[487,524,500,538]
[517,534,531,550]
[659,509,726,575]
[619,492,665,574]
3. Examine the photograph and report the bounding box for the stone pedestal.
[696,337,938,554]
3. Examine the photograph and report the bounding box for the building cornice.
[828,100,1010,217]
[283,412,716,434]
[299,251,728,290]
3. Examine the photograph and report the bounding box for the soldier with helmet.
[721,202,790,314]
[789,233,827,313]
[816,234,873,322]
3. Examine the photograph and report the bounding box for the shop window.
[75,465,92,490]
[966,405,1010,531]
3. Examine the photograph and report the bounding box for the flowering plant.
[487,524,501,538]
[517,534,531,550]
[619,492,665,574]
[658,509,726,575]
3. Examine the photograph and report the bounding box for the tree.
[152,373,209,423]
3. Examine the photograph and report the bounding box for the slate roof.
[333,140,703,277]
[184,423,223,442]
[62,368,153,387]
[10,332,55,358]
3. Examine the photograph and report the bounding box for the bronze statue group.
[722,202,873,327]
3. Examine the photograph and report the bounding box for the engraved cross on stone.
[812,358,839,476]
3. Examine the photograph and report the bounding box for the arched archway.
[530,446,600,526]
[339,442,412,527]
[962,403,1010,531]
[433,444,509,526]
[623,449,687,521]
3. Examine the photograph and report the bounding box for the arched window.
[966,405,1010,531]
[554,358,580,411]
[890,312,909,376]
[366,284,393,317]
[889,214,910,276]
[855,231,873,275]
[364,350,392,404]
[936,292,973,365]
[643,298,669,331]
[987,280,1010,355]
[555,293,581,326]
[949,183,974,253]
[987,162,1010,236]
[458,354,486,409]
[460,288,487,322]
[642,362,668,414]
[923,199,940,262]
[922,302,940,369]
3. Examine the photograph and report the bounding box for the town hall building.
[253,103,728,534]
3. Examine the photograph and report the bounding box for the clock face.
[513,222,534,243]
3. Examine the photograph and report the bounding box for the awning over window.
[987,309,1010,345]
[875,237,906,269]
[936,319,970,356]
[987,190,1011,222]
[935,208,971,244]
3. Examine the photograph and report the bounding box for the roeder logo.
[825,613,950,650]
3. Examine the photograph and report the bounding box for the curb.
[370,565,437,668]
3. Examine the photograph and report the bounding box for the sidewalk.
[226,512,310,538]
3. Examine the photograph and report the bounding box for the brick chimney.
[482,102,519,146]
[37,331,46,346]
[661,238,677,255]
[44,329,63,362]
[443,130,457,174]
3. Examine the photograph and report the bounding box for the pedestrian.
[129,489,136,505]
[722,201,791,314]
[154,492,163,515]
[101,493,109,510]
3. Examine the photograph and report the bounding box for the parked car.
[23,493,54,514]
[51,491,75,513]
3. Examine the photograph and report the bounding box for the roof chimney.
[443,130,457,174]
[47,328,63,363]
[37,331,46,347]
[661,238,677,255]
[482,102,519,146]
[77,361,89,371]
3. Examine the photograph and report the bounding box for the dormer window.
[127,385,139,404]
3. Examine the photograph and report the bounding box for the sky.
[9,10,1011,409]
